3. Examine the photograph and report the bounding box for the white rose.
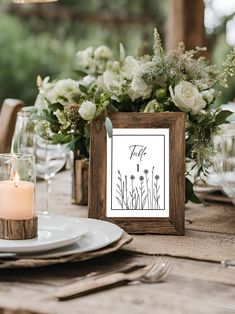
[47,79,80,106]
[201,88,215,104]
[80,75,96,87]
[55,79,79,92]
[96,75,105,90]
[123,56,139,79]
[129,72,152,101]
[94,45,112,59]
[76,47,93,66]
[169,81,206,115]
[46,88,57,104]
[107,60,121,72]
[79,101,96,120]
[144,100,160,113]
[76,47,97,73]
[102,69,122,92]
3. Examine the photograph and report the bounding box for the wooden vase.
[71,155,89,206]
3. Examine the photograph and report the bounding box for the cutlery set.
[55,259,172,301]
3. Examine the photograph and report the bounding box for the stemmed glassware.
[213,130,235,204]
[11,108,67,214]
[35,136,66,214]
[11,109,36,155]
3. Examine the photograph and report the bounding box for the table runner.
[124,202,235,262]
[185,202,235,235]
[124,230,235,262]
[38,172,235,264]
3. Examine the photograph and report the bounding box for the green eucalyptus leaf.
[51,133,72,144]
[106,103,118,113]
[49,102,64,112]
[215,110,233,125]
[105,117,113,138]
[50,122,61,133]
[185,178,201,204]
[79,84,88,94]
[196,114,207,124]
[75,69,89,77]
[119,43,126,63]
[66,136,78,151]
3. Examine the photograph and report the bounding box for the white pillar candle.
[0,180,34,220]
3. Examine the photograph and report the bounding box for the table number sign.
[107,128,169,217]
[89,112,185,234]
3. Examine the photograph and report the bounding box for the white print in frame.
[106,128,169,218]
[89,112,185,234]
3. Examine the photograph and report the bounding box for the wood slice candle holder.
[0,216,38,240]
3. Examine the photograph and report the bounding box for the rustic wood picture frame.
[88,112,185,235]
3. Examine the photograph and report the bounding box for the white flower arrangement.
[75,45,112,75]
[36,77,80,109]
[35,30,235,202]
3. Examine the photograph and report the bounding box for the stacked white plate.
[0,215,124,259]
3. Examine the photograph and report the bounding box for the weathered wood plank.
[0,255,235,314]
[0,171,233,314]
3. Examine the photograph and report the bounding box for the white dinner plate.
[0,215,88,253]
[12,218,124,258]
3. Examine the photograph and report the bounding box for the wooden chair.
[0,99,24,153]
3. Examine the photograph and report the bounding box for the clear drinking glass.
[214,132,235,204]
[12,108,67,214]
[203,134,223,187]
[206,125,235,187]
[0,154,36,220]
[35,136,67,214]
[11,108,36,155]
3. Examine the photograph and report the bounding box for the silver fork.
[141,258,173,283]
[55,259,172,301]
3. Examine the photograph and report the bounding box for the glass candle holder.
[0,154,37,240]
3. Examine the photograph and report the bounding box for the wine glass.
[214,131,235,204]
[205,125,235,188]
[12,109,67,214]
[11,108,36,155]
[35,136,67,214]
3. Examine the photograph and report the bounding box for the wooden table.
[0,171,235,314]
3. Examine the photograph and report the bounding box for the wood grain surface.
[0,216,38,240]
[0,171,234,314]
[74,159,89,205]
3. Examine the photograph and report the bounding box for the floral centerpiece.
[35,30,235,203]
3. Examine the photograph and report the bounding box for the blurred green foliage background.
[0,0,234,106]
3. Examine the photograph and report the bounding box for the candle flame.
[14,172,20,187]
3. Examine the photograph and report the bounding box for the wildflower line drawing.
[115,168,161,210]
